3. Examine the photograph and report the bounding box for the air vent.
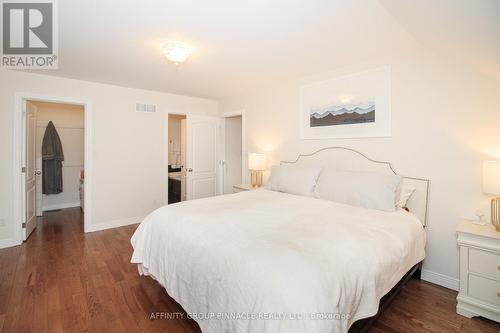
[136,103,157,113]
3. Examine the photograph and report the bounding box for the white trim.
[13,93,93,246]
[0,238,22,249]
[83,100,93,233]
[13,95,23,245]
[421,269,459,291]
[42,201,81,211]
[85,216,143,233]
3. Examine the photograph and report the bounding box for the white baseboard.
[421,269,459,291]
[0,238,22,249]
[0,215,143,248]
[43,201,81,211]
[86,215,144,233]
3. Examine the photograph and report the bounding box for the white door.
[23,102,37,240]
[35,156,43,216]
[186,115,221,200]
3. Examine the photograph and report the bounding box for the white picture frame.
[300,66,391,140]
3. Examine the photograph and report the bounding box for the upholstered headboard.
[280,147,430,226]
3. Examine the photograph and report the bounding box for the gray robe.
[42,121,64,194]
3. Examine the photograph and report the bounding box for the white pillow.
[315,168,402,212]
[396,185,416,209]
[265,165,321,197]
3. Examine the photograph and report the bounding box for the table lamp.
[483,161,500,231]
[248,153,266,188]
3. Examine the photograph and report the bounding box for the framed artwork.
[300,66,391,139]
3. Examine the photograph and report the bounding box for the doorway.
[23,100,85,239]
[167,113,222,204]
[34,101,85,213]
[14,94,91,244]
[168,114,186,204]
[220,111,245,194]
[222,115,243,194]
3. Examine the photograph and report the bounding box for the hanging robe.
[42,121,64,194]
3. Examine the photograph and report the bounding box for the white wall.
[219,47,500,288]
[0,70,218,245]
[224,116,242,194]
[34,102,84,211]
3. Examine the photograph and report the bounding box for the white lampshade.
[248,153,266,171]
[483,161,500,195]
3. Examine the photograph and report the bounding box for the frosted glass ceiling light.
[162,41,192,65]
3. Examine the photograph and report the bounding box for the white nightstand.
[233,184,258,193]
[456,220,500,322]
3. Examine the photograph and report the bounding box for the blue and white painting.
[300,66,391,139]
[310,100,375,127]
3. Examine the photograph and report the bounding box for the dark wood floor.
[1,208,499,333]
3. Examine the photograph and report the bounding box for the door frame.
[220,110,246,186]
[13,93,93,244]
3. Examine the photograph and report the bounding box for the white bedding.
[131,189,426,333]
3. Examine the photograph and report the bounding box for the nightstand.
[233,184,258,193]
[456,220,500,322]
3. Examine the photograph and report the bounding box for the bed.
[131,147,429,333]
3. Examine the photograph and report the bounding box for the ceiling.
[31,0,500,99]
[379,0,500,82]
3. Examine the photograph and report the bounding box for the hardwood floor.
[0,208,499,333]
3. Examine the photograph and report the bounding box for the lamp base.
[250,170,263,188]
[492,197,500,232]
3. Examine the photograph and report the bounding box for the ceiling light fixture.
[161,41,192,65]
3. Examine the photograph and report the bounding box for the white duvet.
[131,189,426,333]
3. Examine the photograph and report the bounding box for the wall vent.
[136,103,157,113]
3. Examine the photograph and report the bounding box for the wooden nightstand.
[456,220,500,322]
[233,184,258,193]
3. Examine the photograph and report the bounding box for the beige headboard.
[280,147,430,226]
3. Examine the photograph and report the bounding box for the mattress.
[131,189,426,333]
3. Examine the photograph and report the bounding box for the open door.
[35,156,43,217]
[22,101,37,240]
[186,115,222,200]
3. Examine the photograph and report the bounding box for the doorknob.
[187,168,193,172]
[35,170,42,176]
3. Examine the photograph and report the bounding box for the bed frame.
[281,147,429,331]
[348,262,422,332]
